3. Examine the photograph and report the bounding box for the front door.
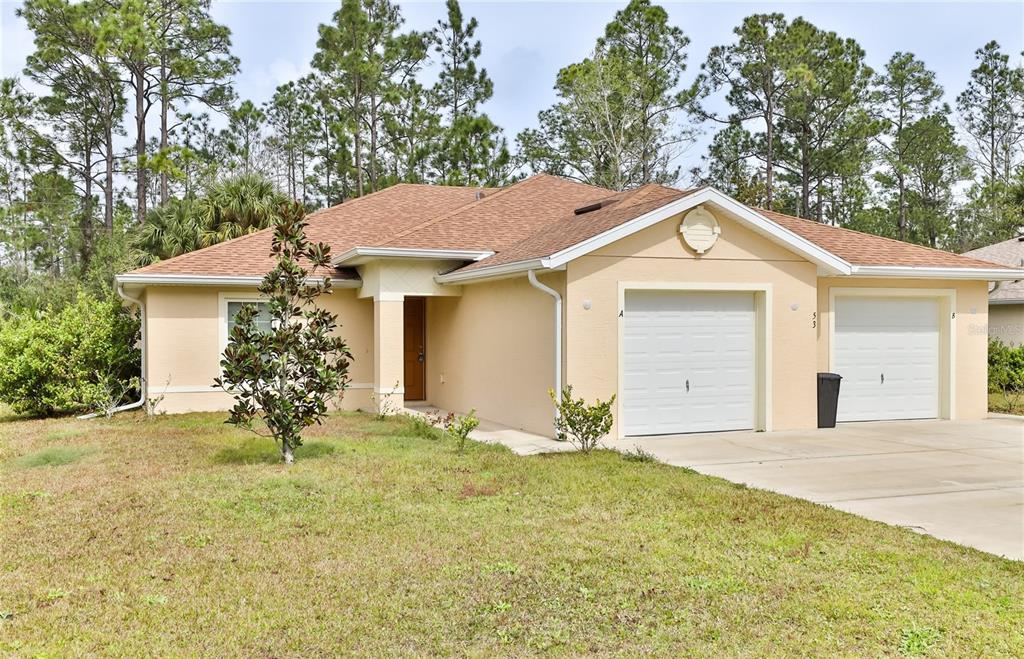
[403,297,426,401]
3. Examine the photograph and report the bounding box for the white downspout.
[78,283,147,419]
[527,270,562,406]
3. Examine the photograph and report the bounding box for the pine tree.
[20,0,124,234]
[220,100,267,176]
[432,0,508,186]
[517,0,693,189]
[956,41,1024,236]
[872,52,943,240]
[693,13,793,209]
[902,114,971,248]
[773,18,879,220]
[153,0,238,205]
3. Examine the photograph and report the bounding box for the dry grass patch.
[990,391,1024,415]
[0,411,1021,656]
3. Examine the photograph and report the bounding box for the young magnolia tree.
[214,201,352,463]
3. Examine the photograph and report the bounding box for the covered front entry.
[622,290,757,436]
[833,296,940,422]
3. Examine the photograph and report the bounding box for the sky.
[2,0,1023,177]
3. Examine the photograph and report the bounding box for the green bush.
[988,339,1024,393]
[445,409,480,454]
[989,339,1024,414]
[550,385,616,453]
[0,292,140,417]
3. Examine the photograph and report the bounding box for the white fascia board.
[849,265,1024,281]
[434,259,549,284]
[115,273,362,287]
[437,187,854,284]
[989,298,1024,305]
[543,188,853,275]
[332,246,494,267]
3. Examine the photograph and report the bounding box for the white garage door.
[834,297,940,422]
[623,291,756,436]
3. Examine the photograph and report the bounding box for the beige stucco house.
[963,236,1024,346]
[116,175,1024,438]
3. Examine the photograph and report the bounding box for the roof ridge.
[305,183,426,220]
[751,205,1012,269]
[481,186,688,264]
[380,174,612,248]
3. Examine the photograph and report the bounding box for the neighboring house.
[117,174,1023,438]
[963,236,1024,346]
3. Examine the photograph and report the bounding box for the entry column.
[373,293,405,414]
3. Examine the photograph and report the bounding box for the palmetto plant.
[196,173,285,246]
[132,173,287,265]
[132,200,204,266]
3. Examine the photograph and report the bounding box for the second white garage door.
[834,296,940,422]
[623,291,756,436]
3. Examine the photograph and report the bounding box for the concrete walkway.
[411,405,1023,560]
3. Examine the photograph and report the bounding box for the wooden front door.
[403,297,426,401]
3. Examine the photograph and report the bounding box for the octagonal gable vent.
[679,206,721,254]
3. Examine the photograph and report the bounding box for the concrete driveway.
[626,417,1024,560]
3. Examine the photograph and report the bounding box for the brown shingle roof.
[380,174,610,252]
[458,184,694,271]
[757,208,1011,270]
[128,183,496,277]
[126,176,1015,280]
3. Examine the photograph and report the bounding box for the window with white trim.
[226,301,273,337]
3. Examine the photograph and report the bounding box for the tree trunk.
[283,442,294,464]
[800,129,811,219]
[81,149,94,266]
[765,96,774,210]
[369,98,378,192]
[134,67,147,225]
[354,80,364,197]
[897,171,906,241]
[104,119,115,232]
[160,57,170,206]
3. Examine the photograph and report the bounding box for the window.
[226,301,273,337]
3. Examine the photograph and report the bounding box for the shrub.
[549,385,615,453]
[989,339,1024,392]
[434,409,480,453]
[988,339,1024,412]
[0,293,140,416]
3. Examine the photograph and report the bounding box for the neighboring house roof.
[963,237,1024,302]
[120,174,1021,284]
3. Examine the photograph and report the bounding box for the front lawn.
[990,391,1024,415]
[1,412,1021,655]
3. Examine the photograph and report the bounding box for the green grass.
[13,445,92,468]
[0,412,1021,656]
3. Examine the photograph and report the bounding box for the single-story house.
[963,236,1024,346]
[116,174,1024,438]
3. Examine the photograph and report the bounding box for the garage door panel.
[835,297,939,422]
[623,291,756,436]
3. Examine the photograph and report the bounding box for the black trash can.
[817,373,842,428]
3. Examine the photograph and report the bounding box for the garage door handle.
[880,373,884,385]
[685,379,690,393]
